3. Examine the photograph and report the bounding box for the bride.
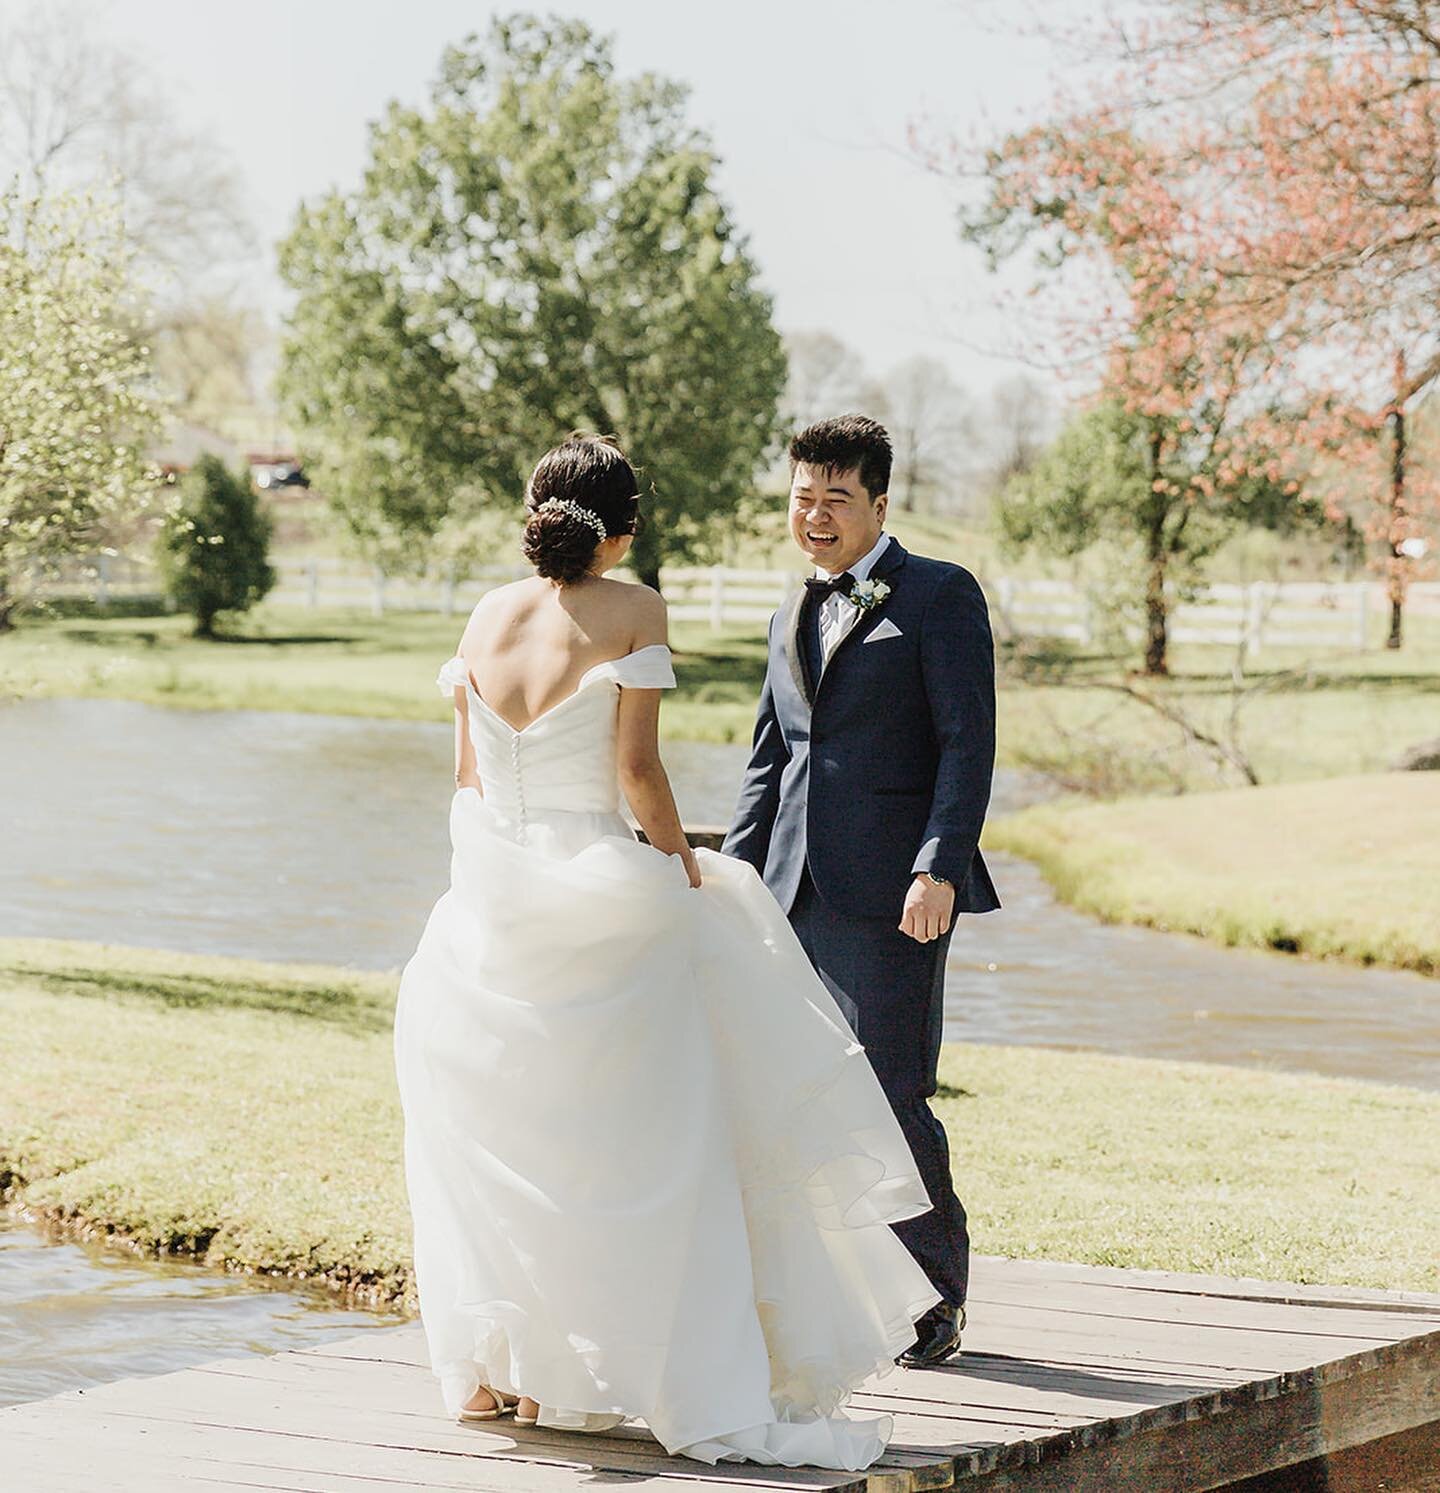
[393,434,940,1469]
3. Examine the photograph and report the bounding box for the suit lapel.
[781,584,814,707]
[820,538,908,678]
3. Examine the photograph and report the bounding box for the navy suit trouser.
[788,864,970,1307]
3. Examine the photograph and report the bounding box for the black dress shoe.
[898,1302,965,1367]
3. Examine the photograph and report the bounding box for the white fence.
[39,554,1432,652]
[45,555,798,628]
[989,577,1414,656]
[269,560,529,617]
[270,560,795,625]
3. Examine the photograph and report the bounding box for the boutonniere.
[847,578,891,612]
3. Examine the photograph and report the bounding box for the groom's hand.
[900,875,955,944]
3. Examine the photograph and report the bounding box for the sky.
[42,0,1096,398]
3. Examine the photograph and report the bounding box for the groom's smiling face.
[789,463,888,575]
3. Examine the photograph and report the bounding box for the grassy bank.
[987,774,1440,976]
[3,938,1436,1301]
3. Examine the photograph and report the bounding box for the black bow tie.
[804,571,856,599]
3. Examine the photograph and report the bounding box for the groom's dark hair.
[789,415,892,502]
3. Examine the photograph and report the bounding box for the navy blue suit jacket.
[722,539,1000,920]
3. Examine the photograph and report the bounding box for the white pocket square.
[864,618,902,643]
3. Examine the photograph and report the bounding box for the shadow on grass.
[1003,642,1440,697]
[6,963,396,1036]
[1143,666,1440,695]
[1257,670,1440,694]
[935,1082,976,1101]
[202,631,353,647]
[672,643,767,703]
[55,625,352,649]
[32,599,170,621]
[58,627,164,648]
[999,639,1122,672]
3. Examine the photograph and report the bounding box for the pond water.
[3,697,1437,1090]
[0,1214,404,1409]
[944,855,1439,1090]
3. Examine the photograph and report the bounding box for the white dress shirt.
[816,532,892,663]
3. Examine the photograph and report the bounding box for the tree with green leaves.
[157,455,275,637]
[278,15,786,593]
[1001,402,1323,675]
[0,192,158,630]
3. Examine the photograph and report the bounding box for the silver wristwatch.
[922,872,951,888]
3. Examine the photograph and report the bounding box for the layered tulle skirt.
[394,790,940,1467]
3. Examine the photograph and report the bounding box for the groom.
[723,414,998,1366]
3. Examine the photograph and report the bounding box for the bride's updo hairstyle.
[522,434,641,585]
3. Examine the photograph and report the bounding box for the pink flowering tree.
[926,0,1440,649]
[957,122,1312,674]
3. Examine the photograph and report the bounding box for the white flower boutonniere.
[847,578,891,612]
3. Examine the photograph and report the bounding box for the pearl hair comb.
[534,497,609,542]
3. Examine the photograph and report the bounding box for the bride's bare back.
[449,569,694,884]
[459,573,666,733]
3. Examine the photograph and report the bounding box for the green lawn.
[3,938,1436,1301]
[1000,620,1440,792]
[987,773,1440,976]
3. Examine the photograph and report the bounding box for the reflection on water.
[948,854,1440,1091]
[0,1214,404,1409]
[3,697,1436,1090]
[2,698,744,968]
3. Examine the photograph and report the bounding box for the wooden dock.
[5,1256,1439,1492]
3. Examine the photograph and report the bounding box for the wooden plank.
[3,1418,868,1493]
[856,1375,1206,1420]
[949,1328,1440,1491]
[297,1327,429,1367]
[966,1306,1422,1358]
[1222,1419,1440,1493]
[964,1284,1436,1344]
[2,1409,826,1492]
[973,1256,1440,1318]
[6,1379,891,1492]
[885,1353,1243,1406]
[4,1434,203,1491]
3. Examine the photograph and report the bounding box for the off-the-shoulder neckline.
[445,643,673,737]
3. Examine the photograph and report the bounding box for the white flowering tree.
[0,193,159,629]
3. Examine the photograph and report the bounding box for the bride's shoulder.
[477,575,539,606]
[466,576,539,623]
[564,579,666,661]
[615,580,669,654]
[455,580,533,656]
[590,574,666,628]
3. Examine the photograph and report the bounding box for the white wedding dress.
[394,644,940,1469]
